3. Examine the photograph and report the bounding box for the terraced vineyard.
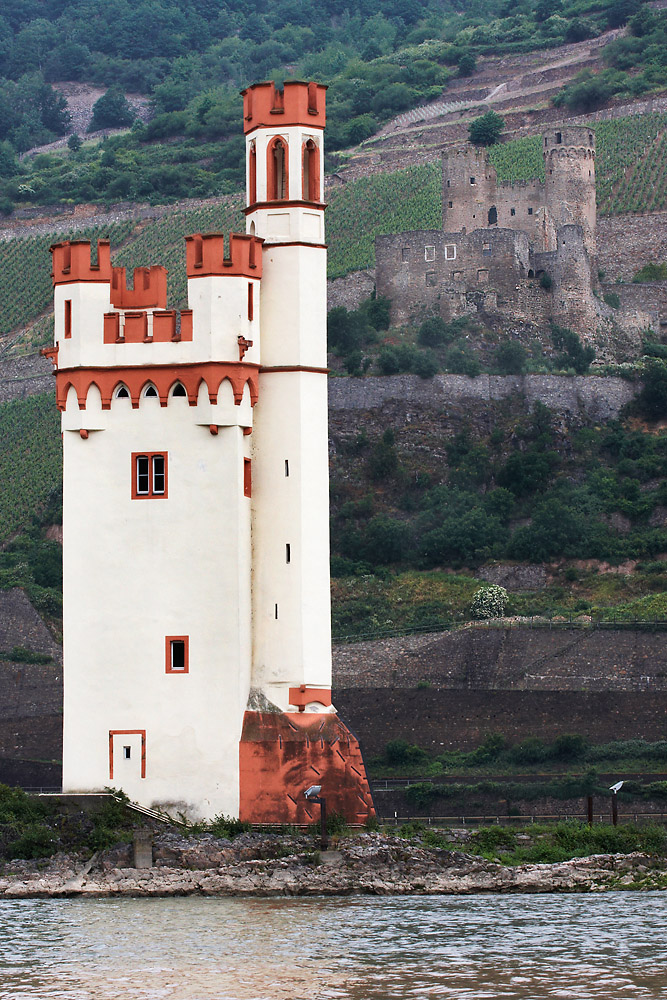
[0,393,61,545]
[2,114,667,344]
[0,222,135,338]
[114,197,244,310]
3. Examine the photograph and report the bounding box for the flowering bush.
[470,585,508,619]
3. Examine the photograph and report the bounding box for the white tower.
[49,81,374,824]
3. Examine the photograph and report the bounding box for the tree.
[67,133,82,152]
[457,52,476,77]
[88,87,134,132]
[468,110,505,147]
[495,341,527,374]
[636,359,667,420]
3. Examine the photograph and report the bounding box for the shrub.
[67,134,82,152]
[444,344,480,376]
[495,341,527,374]
[88,87,135,131]
[468,111,505,146]
[636,359,667,419]
[385,738,428,766]
[207,814,251,839]
[633,262,667,283]
[362,295,391,331]
[603,291,621,309]
[540,271,552,290]
[551,325,596,374]
[367,428,398,481]
[377,346,401,375]
[412,350,438,379]
[418,316,448,346]
[457,52,476,77]
[470,584,508,619]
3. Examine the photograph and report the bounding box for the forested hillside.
[0,0,661,210]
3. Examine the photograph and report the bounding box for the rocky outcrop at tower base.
[239,711,375,824]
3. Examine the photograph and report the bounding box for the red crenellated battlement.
[110,266,167,310]
[185,232,263,279]
[241,81,326,134]
[50,240,111,285]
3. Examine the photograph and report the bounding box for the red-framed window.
[165,635,189,674]
[64,299,72,338]
[132,452,168,499]
[244,458,251,497]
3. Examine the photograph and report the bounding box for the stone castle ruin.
[376,126,667,345]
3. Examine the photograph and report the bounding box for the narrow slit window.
[247,282,254,321]
[286,543,291,563]
[244,458,252,497]
[166,636,189,673]
[64,299,72,339]
[528,207,533,216]
[275,604,279,619]
[123,746,131,759]
[285,459,289,477]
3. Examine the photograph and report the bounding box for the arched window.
[115,384,130,399]
[267,137,288,200]
[171,382,187,397]
[302,139,319,202]
[248,141,256,204]
[528,269,534,278]
[143,383,158,398]
[488,205,497,226]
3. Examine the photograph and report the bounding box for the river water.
[0,893,666,999]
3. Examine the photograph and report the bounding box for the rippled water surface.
[0,893,666,999]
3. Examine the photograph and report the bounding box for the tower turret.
[543,126,596,256]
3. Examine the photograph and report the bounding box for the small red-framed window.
[165,636,189,674]
[244,458,251,497]
[132,452,168,499]
[64,299,72,338]
[248,282,254,321]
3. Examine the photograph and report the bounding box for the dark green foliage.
[86,86,134,130]
[551,325,596,374]
[636,359,667,419]
[368,429,399,481]
[468,110,505,147]
[67,134,82,152]
[633,262,667,282]
[207,814,251,839]
[603,291,621,308]
[385,739,428,766]
[457,52,476,77]
[412,350,438,379]
[362,295,391,331]
[2,646,51,664]
[417,315,469,347]
[539,271,552,290]
[553,69,626,112]
[497,450,558,496]
[508,495,593,561]
[444,344,481,376]
[607,0,642,29]
[495,341,527,374]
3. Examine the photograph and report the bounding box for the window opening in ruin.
[556,132,562,144]
[470,177,475,185]
[424,246,435,262]
[453,270,462,280]
[448,200,453,208]
[483,243,491,256]
[123,746,131,759]
[446,179,450,187]
[528,208,533,215]
[477,269,489,283]
[487,206,497,226]
[425,271,437,286]
[528,269,534,278]
[402,247,409,262]
[510,208,515,216]
[286,543,291,563]
[445,245,456,260]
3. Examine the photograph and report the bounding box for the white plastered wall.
[61,387,252,819]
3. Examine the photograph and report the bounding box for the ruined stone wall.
[376,228,535,325]
[327,269,376,311]
[328,373,636,422]
[597,212,667,283]
[615,282,667,334]
[551,225,598,336]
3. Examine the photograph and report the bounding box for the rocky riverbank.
[1,831,666,898]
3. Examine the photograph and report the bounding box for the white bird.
[609,781,624,793]
[304,785,321,799]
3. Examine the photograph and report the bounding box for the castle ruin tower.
[442,146,498,233]
[543,126,596,257]
[49,81,374,825]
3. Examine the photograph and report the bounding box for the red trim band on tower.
[241,81,326,134]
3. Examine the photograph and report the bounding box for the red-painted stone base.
[239,711,375,824]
